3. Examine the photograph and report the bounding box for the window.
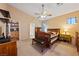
[67,17,77,24]
[30,23,35,38]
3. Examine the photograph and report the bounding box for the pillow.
[51,32,57,35]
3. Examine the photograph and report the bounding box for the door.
[30,23,35,39]
[0,44,8,56]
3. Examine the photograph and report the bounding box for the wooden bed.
[47,28,60,45]
[48,28,60,34]
[35,27,60,45]
[35,27,60,34]
[32,27,60,52]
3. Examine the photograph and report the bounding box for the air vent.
[56,3,63,6]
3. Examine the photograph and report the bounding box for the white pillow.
[51,32,56,35]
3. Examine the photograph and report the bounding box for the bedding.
[50,33,59,44]
[47,29,59,38]
[35,28,60,45]
[47,28,60,44]
[50,33,58,38]
[51,37,58,43]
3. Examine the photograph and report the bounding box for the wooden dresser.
[0,40,17,56]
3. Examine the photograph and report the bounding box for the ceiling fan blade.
[47,14,52,16]
[37,16,41,19]
[35,13,40,15]
[35,4,52,19]
[48,14,52,16]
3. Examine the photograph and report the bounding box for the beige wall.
[0,3,8,36]
[7,4,41,40]
[0,3,79,40]
[0,3,8,10]
[0,21,6,35]
[0,3,41,40]
[48,11,79,36]
[7,4,33,40]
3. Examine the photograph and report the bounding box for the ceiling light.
[35,4,52,20]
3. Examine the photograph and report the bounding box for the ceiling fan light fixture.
[35,4,52,20]
[41,15,46,18]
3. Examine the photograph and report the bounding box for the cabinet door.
[7,42,17,56]
[0,44,8,56]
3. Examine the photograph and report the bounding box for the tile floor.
[17,39,78,56]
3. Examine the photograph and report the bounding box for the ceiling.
[9,3,79,19]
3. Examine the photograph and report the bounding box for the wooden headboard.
[35,27,60,34]
[47,28,60,34]
[35,27,41,33]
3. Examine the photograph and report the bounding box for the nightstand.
[59,34,72,43]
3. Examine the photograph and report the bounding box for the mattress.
[51,36,58,43]
[50,33,58,43]
[50,33,58,38]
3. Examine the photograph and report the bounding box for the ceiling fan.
[35,4,52,20]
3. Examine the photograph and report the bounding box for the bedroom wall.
[0,3,41,40]
[0,3,8,10]
[48,11,79,36]
[8,4,79,40]
[0,21,6,35]
[0,3,79,40]
[0,3,8,36]
[7,4,41,40]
